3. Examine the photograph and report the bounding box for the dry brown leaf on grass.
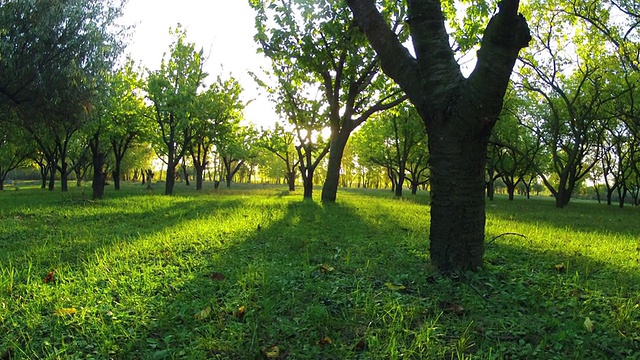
[44,269,55,284]
[318,336,333,345]
[211,272,225,281]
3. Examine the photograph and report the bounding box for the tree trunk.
[321,133,349,203]
[40,165,48,189]
[113,162,121,190]
[182,161,190,186]
[48,165,55,191]
[303,169,314,199]
[287,171,296,191]
[60,161,68,192]
[165,164,176,195]
[507,183,515,201]
[486,178,495,201]
[428,125,488,272]
[395,171,405,197]
[195,164,204,190]
[92,153,106,200]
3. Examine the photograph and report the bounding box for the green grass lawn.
[0,182,639,359]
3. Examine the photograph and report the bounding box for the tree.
[146,26,206,195]
[216,125,259,188]
[251,0,406,204]
[0,113,31,190]
[352,104,427,197]
[253,63,330,199]
[1,0,126,193]
[258,122,300,191]
[0,0,127,108]
[105,60,151,191]
[189,75,244,190]
[516,4,621,208]
[348,0,531,271]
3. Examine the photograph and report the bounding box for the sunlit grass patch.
[0,185,638,359]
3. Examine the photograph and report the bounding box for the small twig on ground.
[486,232,528,247]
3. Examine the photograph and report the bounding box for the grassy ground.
[0,182,638,359]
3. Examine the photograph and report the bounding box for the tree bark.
[322,132,349,202]
[348,0,530,272]
[286,171,296,191]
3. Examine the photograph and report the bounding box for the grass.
[0,182,639,359]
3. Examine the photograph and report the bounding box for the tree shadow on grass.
[2,188,639,359]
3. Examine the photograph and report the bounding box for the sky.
[119,0,278,128]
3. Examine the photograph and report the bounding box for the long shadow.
[1,187,639,358]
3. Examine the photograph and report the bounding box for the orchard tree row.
[0,2,252,198]
[2,0,640,270]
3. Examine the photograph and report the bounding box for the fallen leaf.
[262,345,280,359]
[235,305,246,321]
[54,307,77,316]
[318,336,333,345]
[554,263,566,273]
[320,263,335,272]
[195,306,212,320]
[211,272,225,281]
[44,269,55,284]
[584,317,594,333]
[384,282,406,291]
[439,301,465,315]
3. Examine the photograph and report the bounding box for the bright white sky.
[120,0,278,128]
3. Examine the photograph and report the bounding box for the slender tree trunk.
[92,153,105,199]
[113,162,121,190]
[48,164,55,191]
[60,161,68,192]
[303,168,314,199]
[287,171,296,191]
[165,164,176,195]
[182,161,190,186]
[321,133,349,203]
[194,164,204,190]
[40,165,48,189]
[486,178,495,201]
[395,172,405,197]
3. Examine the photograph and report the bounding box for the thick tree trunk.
[507,184,515,201]
[321,134,349,203]
[555,188,571,208]
[428,124,488,272]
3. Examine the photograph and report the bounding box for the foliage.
[146,25,206,195]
